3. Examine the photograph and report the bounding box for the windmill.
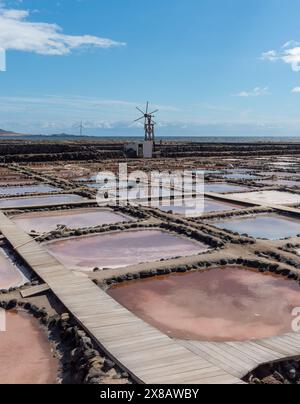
[134,102,159,142]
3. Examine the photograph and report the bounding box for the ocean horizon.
[2,134,300,143]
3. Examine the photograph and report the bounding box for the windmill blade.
[134,116,144,123]
[146,101,149,114]
[149,109,159,115]
[136,107,145,115]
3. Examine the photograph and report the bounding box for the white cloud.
[261,50,277,61]
[0,95,179,114]
[283,40,300,49]
[0,6,125,55]
[262,42,300,72]
[291,87,300,93]
[233,87,269,97]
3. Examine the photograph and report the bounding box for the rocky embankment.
[246,360,300,384]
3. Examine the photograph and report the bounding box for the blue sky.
[1,0,300,136]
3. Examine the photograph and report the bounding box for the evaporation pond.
[0,311,58,384]
[0,246,27,289]
[11,209,132,233]
[228,190,300,205]
[108,267,300,342]
[44,230,207,271]
[212,214,300,239]
[155,198,243,216]
[0,194,86,208]
[205,183,250,193]
[223,173,260,180]
[260,179,300,187]
[0,185,60,196]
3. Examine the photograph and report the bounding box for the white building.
[125,141,154,158]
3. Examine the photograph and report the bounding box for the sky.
[1,0,300,136]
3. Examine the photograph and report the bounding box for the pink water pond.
[12,208,132,233]
[44,230,207,271]
[108,267,300,342]
[0,311,58,384]
[0,247,26,289]
[0,194,86,208]
[155,197,243,216]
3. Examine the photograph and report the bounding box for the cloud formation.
[262,42,300,72]
[233,87,269,97]
[0,6,125,55]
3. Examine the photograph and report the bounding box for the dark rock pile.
[246,360,300,384]
[99,257,300,290]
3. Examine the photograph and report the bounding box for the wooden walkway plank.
[20,283,50,298]
[177,335,300,379]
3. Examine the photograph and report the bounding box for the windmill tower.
[134,102,158,142]
[132,102,158,158]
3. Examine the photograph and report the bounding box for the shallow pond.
[0,311,58,384]
[260,171,300,178]
[228,190,300,205]
[108,267,300,342]
[44,229,207,271]
[223,173,260,180]
[212,214,300,239]
[0,247,27,289]
[97,186,180,203]
[0,194,86,208]
[0,184,60,196]
[204,183,250,193]
[154,197,243,216]
[12,209,132,233]
[259,179,300,188]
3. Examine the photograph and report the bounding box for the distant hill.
[51,133,75,137]
[0,129,15,134]
[0,129,26,137]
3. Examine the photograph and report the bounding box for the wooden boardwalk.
[177,335,300,379]
[0,212,242,384]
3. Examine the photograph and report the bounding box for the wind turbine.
[134,102,159,141]
[76,121,84,136]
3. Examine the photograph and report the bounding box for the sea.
[2,135,300,143]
